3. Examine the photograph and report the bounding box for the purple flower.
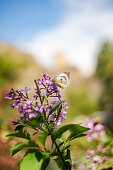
[97,144,106,153]
[103,156,109,162]
[71,161,76,170]
[21,87,31,93]
[29,112,38,119]
[42,73,51,80]
[5,73,69,127]
[93,155,102,164]
[90,162,96,170]
[86,150,95,159]
[99,130,105,137]
[26,99,33,105]
[78,164,85,170]
[94,124,104,131]
[37,78,43,85]
[84,118,106,142]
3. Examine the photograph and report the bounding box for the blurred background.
[0,0,113,169]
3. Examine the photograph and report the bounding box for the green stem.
[54,140,68,170]
[44,117,68,169]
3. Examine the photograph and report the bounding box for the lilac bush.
[5,73,89,170]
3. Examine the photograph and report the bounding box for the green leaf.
[41,94,45,105]
[54,149,72,170]
[58,142,64,148]
[15,125,24,131]
[20,149,43,170]
[27,114,44,128]
[51,124,74,142]
[64,149,72,170]
[41,157,50,170]
[62,145,70,153]
[48,100,63,116]
[6,129,31,140]
[54,156,67,170]
[66,125,89,142]
[12,140,39,156]
[54,148,72,170]
[20,149,50,170]
[51,124,89,142]
[37,132,48,146]
[57,104,62,119]
[42,123,49,133]
[25,114,45,131]
[33,132,38,135]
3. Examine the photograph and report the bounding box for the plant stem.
[34,79,42,102]
[45,118,68,169]
[54,140,68,170]
[42,102,68,169]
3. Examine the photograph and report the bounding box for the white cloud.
[22,0,113,76]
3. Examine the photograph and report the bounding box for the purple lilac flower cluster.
[5,73,68,127]
[83,118,105,142]
[78,149,109,170]
[77,118,109,170]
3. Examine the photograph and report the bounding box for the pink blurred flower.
[78,164,85,170]
[93,155,102,164]
[97,144,106,153]
[90,162,96,170]
[103,156,109,162]
[86,150,95,159]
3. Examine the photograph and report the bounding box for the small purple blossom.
[93,155,102,164]
[97,144,106,153]
[90,162,96,170]
[86,150,95,160]
[37,78,43,85]
[103,156,109,162]
[84,118,106,142]
[78,164,85,170]
[21,87,31,93]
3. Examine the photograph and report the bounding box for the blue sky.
[0,0,65,42]
[0,0,113,76]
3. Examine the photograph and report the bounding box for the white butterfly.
[52,72,70,89]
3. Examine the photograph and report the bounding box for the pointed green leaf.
[6,129,31,140]
[48,100,63,116]
[20,149,50,170]
[51,124,89,142]
[54,156,67,170]
[15,125,24,131]
[41,157,50,170]
[57,104,62,119]
[20,149,43,170]
[28,114,44,127]
[12,140,39,156]
[37,132,48,146]
[25,114,45,131]
[66,125,89,142]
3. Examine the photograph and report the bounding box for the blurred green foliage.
[66,88,98,120]
[95,42,113,112]
[0,52,28,128]
[0,53,27,87]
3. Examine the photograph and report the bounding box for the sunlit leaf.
[48,101,63,116]
[12,140,39,156]
[6,129,31,140]
[20,149,50,170]
[37,132,48,146]
[51,124,89,142]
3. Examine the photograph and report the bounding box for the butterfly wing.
[52,72,70,88]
